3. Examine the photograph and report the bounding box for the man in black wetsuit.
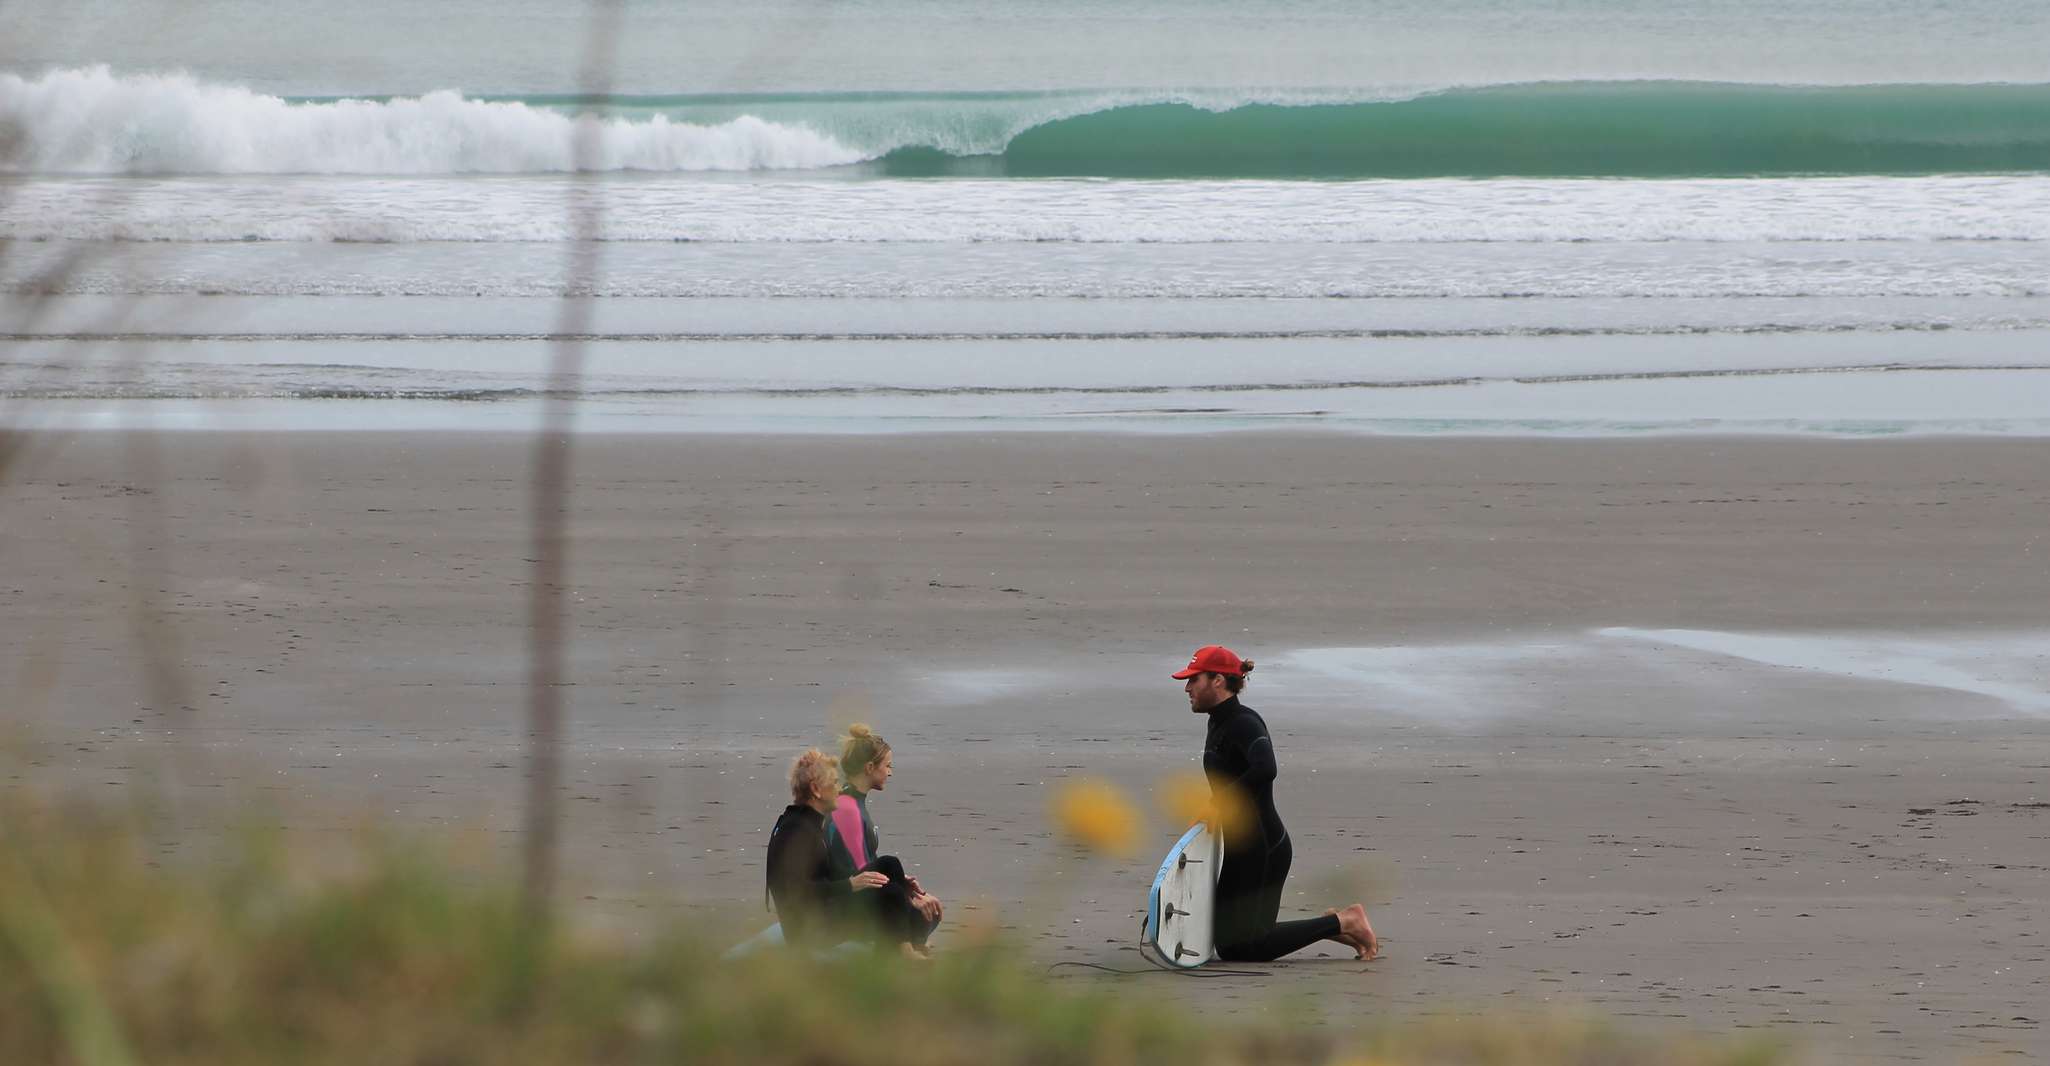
[1175,644,1379,962]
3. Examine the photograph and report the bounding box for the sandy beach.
[5,430,2048,1062]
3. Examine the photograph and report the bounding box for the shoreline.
[12,401,2050,437]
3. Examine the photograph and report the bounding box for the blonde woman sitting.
[825,724,943,955]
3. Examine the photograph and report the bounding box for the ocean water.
[4,0,2049,433]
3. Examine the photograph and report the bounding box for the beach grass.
[0,789,1787,1066]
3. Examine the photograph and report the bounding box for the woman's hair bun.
[846,722,873,738]
[1239,659,1255,673]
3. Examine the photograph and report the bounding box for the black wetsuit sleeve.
[767,812,852,929]
[1219,716,1277,792]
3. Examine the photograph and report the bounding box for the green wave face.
[872,83,2050,178]
[294,81,2050,178]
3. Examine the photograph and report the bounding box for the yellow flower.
[1154,770,1255,845]
[1156,770,1212,825]
[1049,779,1141,856]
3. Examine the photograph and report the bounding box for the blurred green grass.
[1,791,1786,1066]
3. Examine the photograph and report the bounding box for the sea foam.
[0,67,867,174]
[8,172,2050,244]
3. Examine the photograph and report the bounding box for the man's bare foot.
[899,942,932,960]
[1322,907,1372,959]
[1326,905,1378,960]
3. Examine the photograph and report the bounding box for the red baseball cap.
[1172,645,1245,679]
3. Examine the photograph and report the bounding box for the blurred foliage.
[1154,770,1256,846]
[1051,778,1144,857]
[0,789,1786,1066]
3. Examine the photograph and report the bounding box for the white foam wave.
[1601,628,2050,712]
[0,67,868,174]
[7,173,2050,243]
[1278,628,2050,725]
[888,629,2050,730]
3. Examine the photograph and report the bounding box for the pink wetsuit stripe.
[831,797,868,869]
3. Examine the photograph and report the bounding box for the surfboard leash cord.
[1044,952,1272,979]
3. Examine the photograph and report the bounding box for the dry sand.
[6,431,2049,1062]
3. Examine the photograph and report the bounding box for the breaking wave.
[6,68,2050,177]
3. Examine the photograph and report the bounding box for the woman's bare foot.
[1326,905,1378,960]
[899,942,932,960]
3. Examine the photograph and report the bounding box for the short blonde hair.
[839,723,891,780]
[790,748,839,805]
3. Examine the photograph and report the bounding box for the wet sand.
[5,431,2048,1062]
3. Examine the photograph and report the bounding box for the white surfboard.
[1140,822,1222,969]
